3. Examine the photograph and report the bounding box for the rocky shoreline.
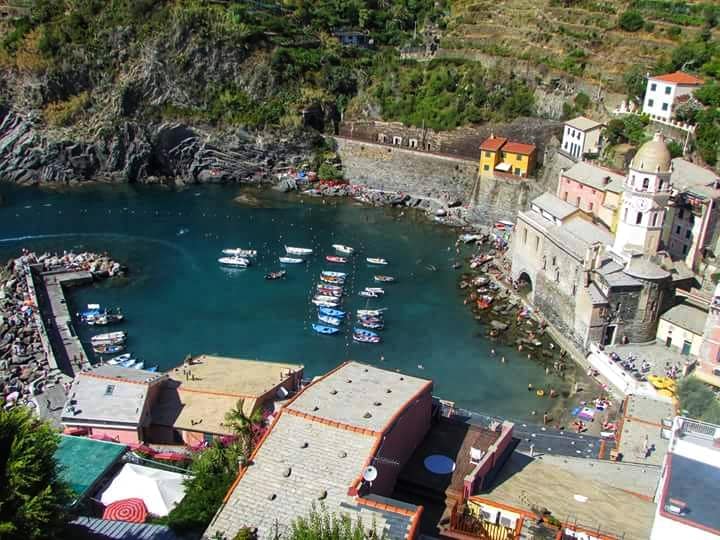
[0,250,124,413]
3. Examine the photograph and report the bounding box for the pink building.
[557,161,625,230]
[62,365,167,444]
[206,361,433,540]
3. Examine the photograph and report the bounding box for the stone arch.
[517,271,533,292]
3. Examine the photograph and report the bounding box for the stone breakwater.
[0,250,123,412]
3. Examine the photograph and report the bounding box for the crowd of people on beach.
[0,249,123,413]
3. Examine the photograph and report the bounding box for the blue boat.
[146,365,159,372]
[353,328,379,338]
[312,324,339,335]
[319,307,345,318]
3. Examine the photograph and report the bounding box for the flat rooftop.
[661,302,707,335]
[63,366,165,426]
[171,355,302,398]
[287,362,431,433]
[55,435,126,501]
[205,412,417,539]
[398,417,500,496]
[662,454,720,535]
[478,452,656,539]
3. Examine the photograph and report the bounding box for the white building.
[651,416,720,540]
[561,116,604,161]
[613,133,672,258]
[642,71,703,123]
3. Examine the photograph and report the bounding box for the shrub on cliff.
[678,377,720,424]
[619,10,645,32]
[43,92,90,127]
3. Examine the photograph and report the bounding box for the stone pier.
[29,266,93,376]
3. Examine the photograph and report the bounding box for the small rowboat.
[316,283,343,292]
[91,331,126,344]
[279,256,304,264]
[319,307,346,318]
[312,324,339,335]
[312,298,340,308]
[359,319,384,330]
[93,343,126,355]
[321,270,347,278]
[353,328,381,343]
[265,270,287,280]
[315,294,341,303]
[320,275,345,284]
[120,358,137,368]
[318,314,342,326]
[107,353,132,365]
[357,308,386,317]
[366,258,388,265]
[359,290,379,298]
[359,315,383,325]
[218,256,250,268]
[222,248,257,258]
[332,244,354,254]
[285,246,313,255]
[317,288,342,298]
[364,287,385,295]
[374,275,396,283]
[325,255,347,264]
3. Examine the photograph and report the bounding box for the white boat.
[279,256,304,264]
[91,331,127,344]
[316,284,343,292]
[364,287,385,295]
[316,288,342,298]
[218,256,250,268]
[359,290,379,298]
[133,361,145,370]
[314,294,341,303]
[285,246,313,255]
[357,309,387,317]
[318,314,342,326]
[107,353,132,365]
[321,271,347,278]
[222,248,257,258]
[332,244,354,255]
[366,258,388,265]
[312,298,339,308]
[120,358,137,368]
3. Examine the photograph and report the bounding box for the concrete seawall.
[29,265,93,376]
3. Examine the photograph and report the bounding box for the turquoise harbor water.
[0,184,559,419]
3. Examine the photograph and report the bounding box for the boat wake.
[0,232,199,271]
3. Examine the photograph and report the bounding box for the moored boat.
[222,248,257,258]
[352,328,381,343]
[314,294,341,303]
[279,256,304,264]
[366,258,388,265]
[316,283,343,292]
[91,331,126,344]
[359,319,384,330]
[285,246,313,255]
[265,270,287,280]
[317,287,342,297]
[120,358,138,368]
[312,324,339,335]
[218,256,250,268]
[364,287,385,295]
[320,274,345,284]
[321,270,347,278]
[106,353,132,365]
[357,308,387,317]
[146,366,159,372]
[312,298,340,308]
[359,290,379,298]
[318,314,342,326]
[325,255,347,264]
[373,275,396,283]
[319,307,345,318]
[133,361,145,370]
[93,343,125,355]
[332,244,354,254]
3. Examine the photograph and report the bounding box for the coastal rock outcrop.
[0,106,317,185]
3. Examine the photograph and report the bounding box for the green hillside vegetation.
[0,0,532,132]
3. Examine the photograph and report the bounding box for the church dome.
[630,133,671,173]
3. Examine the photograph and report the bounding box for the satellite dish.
[363,466,378,483]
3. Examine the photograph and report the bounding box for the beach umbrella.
[103,498,148,523]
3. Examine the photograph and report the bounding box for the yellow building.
[479,135,537,178]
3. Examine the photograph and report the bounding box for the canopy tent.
[100,463,187,517]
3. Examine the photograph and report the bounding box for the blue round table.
[424,454,456,474]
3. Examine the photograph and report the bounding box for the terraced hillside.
[443,0,719,90]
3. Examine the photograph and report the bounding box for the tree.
[0,407,71,540]
[618,10,644,32]
[603,118,627,146]
[163,441,244,534]
[666,140,684,159]
[288,505,387,540]
[623,65,647,101]
[224,399,263,461]
[677,377,720,424]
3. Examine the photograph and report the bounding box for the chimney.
[603,176,611,185]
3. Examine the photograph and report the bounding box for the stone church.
[512,134,694,351]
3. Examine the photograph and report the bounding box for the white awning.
[100,463,188,517]
[495,162,513,172]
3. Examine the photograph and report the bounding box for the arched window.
[643,178,650,189]
[636,211,643,225]
[652,213,658,227]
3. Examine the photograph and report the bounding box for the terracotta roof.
[479,136,507,152]
[651,71,703,85]
[502,141,536,155]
